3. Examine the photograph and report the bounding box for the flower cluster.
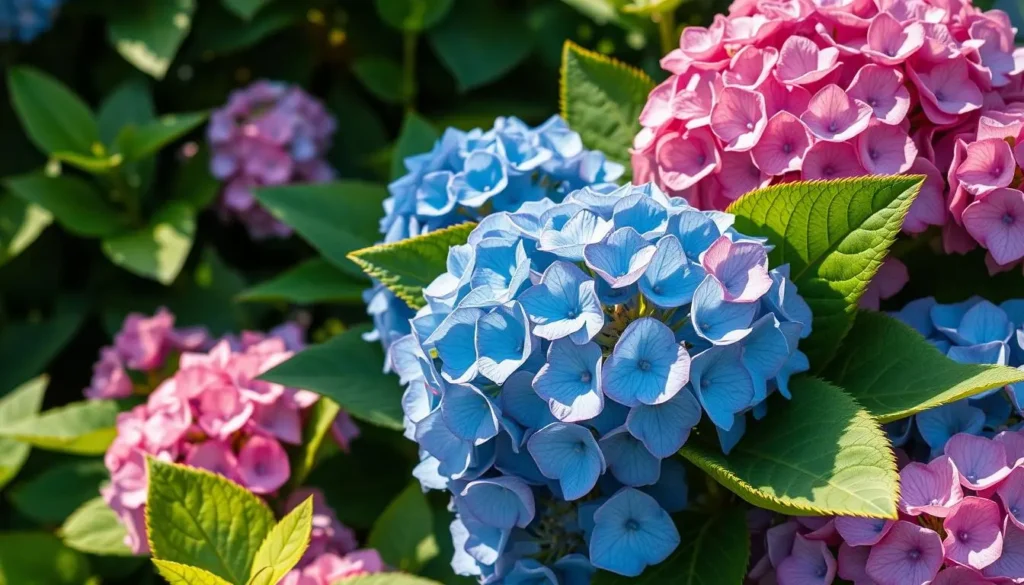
[281,489,385,585]
[889,296,1024,457]
[0,0,62,42]
[96,312,359,553]
[208,80,337,239]
[391,182,812,581]
[752,430,1024,585]
[633,0,1024,267]
[365,115,625,357]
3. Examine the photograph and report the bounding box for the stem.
[403,30,418,112]
[656,10,677,56]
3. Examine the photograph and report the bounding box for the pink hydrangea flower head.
[208,80,337,239]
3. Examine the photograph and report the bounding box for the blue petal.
[495,431,548,484]
[589,488,680,577]
[602,318,691,407]
[402,380,437,440]
[916,401,985,454]
[416,171,456,217]
[667,210,720,263]
[691,277,757,344]
[885,417,913,447]
[454,151,509,207]
[600,427,662,487]
[776,349,809,400]
[519,261,605,343]
[412,454,449,491]
[625,389,702,458]
[565,185,625,218]
[426,307,484,383]
[690,345,756,430]
[585,400,630,436]
[931,296,983,340]
[957,300,1013,345]
[742,315,791,403]
[441,383,500,444]
[892,297,937,337]
[971,392,1012,428]
[554,555,596,585]
[459,511,511,566]
[501,371,558,430]
[470,238,531,300]
[476,302,533,384]
[458,477,536,529]
[639,235,705,308]
[612,193,668,238]
[415,410,474,478]
[505,559,558,585]
[716,413,747,454]
[527,422,606,500]
[596,278,638,306]
[947,341,1008,366]
[583,227,658,288]
[762,266,813,338]
[533,340,604,422]
[641,458,689,513]
[449,518,484,577]
[539,209,612,261]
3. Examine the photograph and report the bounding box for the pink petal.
[680,19,726,61]
[639,78,676,128]
[943,222,980,255]
[995,430,1024,466]
[752,111,813,175]
[236,434,291,494]
[908,58,984,118]
[802,84,873,142]
[777,36,841,85]
[943,496,1004,570]
[184,441,241,483]
[956,138,1016,196]
[837,544,873,585]
[864,13,924,65]
[655,128,721,191]
[899,455,964,518]
[932,566,999,584]
[769,521,801,568]
[866,521,944,585]
[903,158,948,234]
[701,235,772,302]
[836,516,894,547]
[759,75,812,118]
[856,122,917,175]
[724,46,779,89]
[982,516,1024,581]
[859,257,907,310]
[718,151,770,200]
[252,401,303,445]
[802,141,866,180]
[711,86,768,151]
[777,534,837,585]
[945,433,1012,490]
[962,188,1024,266]
[846,64,911,125]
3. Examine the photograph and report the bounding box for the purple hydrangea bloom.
[387,183,811,581]
[208,80,337,239]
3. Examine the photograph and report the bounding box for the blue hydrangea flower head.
[385,182,812,582]
[0,0,62,42]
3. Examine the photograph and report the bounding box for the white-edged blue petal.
[501,370,558,430]
[519,261,605,344]
[639,235,705,308]
[458,476,536,529]
[476,302,534,384]
[691,277,757,344]
[426,307,484,383]
[612,193,668,238]
[583,227,657,288]
[602,318,691,407]
[441,383,501,445]
[533,340,604,423]
[415,410,474,478]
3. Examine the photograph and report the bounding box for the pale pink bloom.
[654,128,722,191]
[252,401,302,445]
[236,434,291,494]
[718,151,770,200]
[711,86,769,151]
[899,455,964,518]
[835,517,894,547]
[942,496,1004,570]
[298,550,385,585]
[197,384,254,440]
[776,36,841,85]
[332,411,361,452]
[856,122,917,174]
[679,18,727,61]
[752,111,813,175]
[944,433,1012,491]
[956,138,1016,195]
[802,84,873,142]
[863,13,925,65]
[86,348,133,400]
[933,566,999,584]
[963,188,1024,265]
[776,534,837,585]
[981,516,1024,581]
[846,65,911,125]
[759,75,811,118]
[902,158,947,234]
[185,441,241,483]
[115,308,175,370]
[865,521,944,585]
[701,235,772,302]
[724,46,780,89]
[996,467,1024,530]
[802,141,866,180]
[908,58,984,123]
[837,544,873,585]
[994,430,1024,466]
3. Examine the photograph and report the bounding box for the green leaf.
[101,201,196,284]
[252,181,387,278]
[0,298,87,394]
[352,56,407,105]
[4,174,128,238]
[239,258,365,305]
[339,575,444,585]
[0,533,91,585]
[0,399,119,455]
[146,458,275,584]
[187,3,302,57]
[620,0,685,13]
[560,41,653,176]
[60,497,135,557]
[727,175,923,369]
[825,311,1024,422]
[117,111,209,161]
[0,377,46,489]
[348,222,475,310]
[248,496,313,585]
[97,79,156,147]
[680,376,899,519]
[108,0,197,79]
[172,145,220,211]
[592,508,748,585]
[52,151,124,174]
[152,560,234,585]
[376,0,454,30]
[8,460,109,524]
[260,325,405,430]
[428,3,533,91]
[391,112,439,181]
[368,483,439,573]
[7,66,100,156]
[221,0,272,19]
[0,194,52,267]
[287,398,341,491]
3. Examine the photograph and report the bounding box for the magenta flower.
[856,122,917,175]
[835,516,893,547]
[908,58,984,124]
[846,65,911,126]
[956,138,1016,196]
[982,517,1024,581]
[899,455,964,518]
[962,188,1024,266]
[801,141,865,180]
[723,46,779,89]
[946,433,1012,490]
[776,36,840,86]
[711,87,768,151]
[752,111,813,176]
[863,13,924,65]
[801,85,872,143]
[942,497,1004,570]
[865,521,944,585]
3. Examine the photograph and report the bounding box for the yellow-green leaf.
[248,496,314,585]
[153,560,234,585]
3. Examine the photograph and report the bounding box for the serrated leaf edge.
[559,40,655,125]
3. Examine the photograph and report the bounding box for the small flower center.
[580,371,592,384]
[696,154,706,165]
[868,148,880,161]
[745,122,755,131]
[782,143,793,154]
[652,285,663,294]
[907,548,921,561]
[886,47,897,57]
[1004,213,1015,226]
[574,441,586,453]
[828,121,839,133]
[958,530,970,543]
[935,90,947,102]
[993,166,1003,177]
[1012,506,1020,517]
[624,519,640,532]
[967,472,978,483]
[638,359,652,372]
[567,309,578,319]
[868,97,879,107]
[823,165,836,177]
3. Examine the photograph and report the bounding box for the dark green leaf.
[0,377,47,490]
[560,41,653,175]
[172,145,220,211]
[428,3,533,91]
[8,460,109,524]
[61,498,135,556]
[188,2,303,57]
[108,0,197,79]
[680,376,899,518]
[287,398,341,491]
[0,399,119,455]
[352,56,407,105]
[728,176,923,369]
[376,0,454,31]
[0,194,52,267]
[101,201,196,284]
[117,111,209,161]
[221,0,272,19]
[4,174,129,238]
[0,298,87,394]
[239,258,366,304]
[0,533,91,585]
[260,325,405,430]
[7,66,100,156]
[348,222,475,310]
[368,483,439,573]
[391,112,439,181]
[97,79,156,147]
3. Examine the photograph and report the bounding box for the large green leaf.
[239,258,365,305]
[60,497,135,557]
[248,497,313,585]
[97,79,156,147]
[592,508,748,585]
[0,298,87,394]
[8,460,109,524]
[0,399,119,455]
[728,176,923,369]
[253,181,387,278]
[376,0,454,30]
[221,0,272,19]
[260,325,405,430]
[348,222,475,310]
[287,397,342,491]
[0,194,51,268]
[108,0,196,79]
[825,311,1024,422]
[147,458,275,584]
[4,174,129,238]
[0,532,91,585]
[152,560,233,585]
[117,111,209,161]
[0,377,46,489]
[391,112,439,181]
[428,2,533,91]
[101,201,196,284]
[368,483,438,573]
[560,41,654,175]
[352,56,407,105]
[680,376,899,519]
[7,66,99,156]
